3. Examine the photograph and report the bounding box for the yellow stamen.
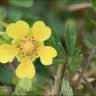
[23,41,33,53]
[17,36,40,59]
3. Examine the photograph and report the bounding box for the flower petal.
[16,59,35,79]
[0,44,19,63]
[40,57,53,65]
[31,21,51,41]
[37,46,57,65]
[6,20,29,39]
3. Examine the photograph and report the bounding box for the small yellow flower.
[0,20,57,79]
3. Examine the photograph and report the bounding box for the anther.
[32,39,35,42]
[25,36,27,38]
[23,55,25,58]
[17,45,20,48]
[33,48,36,52]
[19,51,22,54]
[22,40,26,43]
[35,53,38,56]
[32,37,34,39]
[20,48,22,50]
[28,38,31,41]
[26,53,29,56]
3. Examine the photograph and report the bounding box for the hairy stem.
[82,75,96,96]
[76,47,96,87]
[53,59,67,96]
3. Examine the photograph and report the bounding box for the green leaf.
[64,20,83,72]
[14,86,27,96]
[0,25,4,32]
[68,47,83,72]
[64,19,77,56]
[14,78,32,95]
[0,64,14,84]
[10,0,33,8]
[0,7,6,21]
[60,80,73,96]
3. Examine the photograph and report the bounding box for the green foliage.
[7,8,22,21]
[64,20,83,71]
[64,20,77,56]
[14,78,32,96]
[46,15,66,64]
[84,33,96,49]
[0,7,6,22]
[68,48,83,71]
[47,15,65,38]
[45,30,66,64]
[91,0,96,7]
[0,36,10,44]
[30,75,47,96]
[0,0,95,96]
[9,0,33,8]
[0,64,14,84]
[48,31,66,64]
[60,80,73,96]
[0,32,11,44]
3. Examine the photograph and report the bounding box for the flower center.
[17,36,40,59]
[23,41,33,53]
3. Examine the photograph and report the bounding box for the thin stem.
[8,62,15,73]
[54,2,92,12]
[82,75,96,96]
[53,58,67,96]
[76,47,96,87]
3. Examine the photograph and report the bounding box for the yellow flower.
[0,20,57,79]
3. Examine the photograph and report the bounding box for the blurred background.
[0,0,96,96]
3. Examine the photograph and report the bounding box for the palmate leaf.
[60,79,73,96]
[68,47,83,72]
[64,19,77,57]
[64,19,82,72]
